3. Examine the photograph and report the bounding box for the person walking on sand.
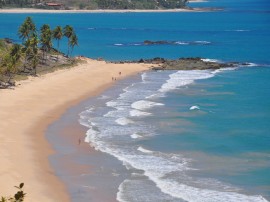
[78,138,81,145]
[119,72,121,76]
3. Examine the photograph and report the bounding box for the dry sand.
[0,58,154,201]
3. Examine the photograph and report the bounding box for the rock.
[138,59,145,63]
[144,40,169,45]
[4,38,13,44]
[114,57,243,71]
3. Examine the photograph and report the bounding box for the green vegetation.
[0,0,189,10]
[0,17,79,88]
[0,183,26,202]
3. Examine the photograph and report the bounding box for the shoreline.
[0,7,218,14]
[0,58,154,201]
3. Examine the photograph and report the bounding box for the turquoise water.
[1,0,270,201]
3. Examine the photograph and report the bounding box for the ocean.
[1,0,270,201]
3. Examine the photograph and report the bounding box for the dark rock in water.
[151,57,240,70]
[144,40,169,45]
[146,57,166,64]
[4,38,13,44]
[113,57,248,71]
[138,59,145,63]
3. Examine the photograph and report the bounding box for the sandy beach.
[0,58,154,201]
[0,5,211,14]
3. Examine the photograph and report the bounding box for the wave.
[190,105,200,110]
[159,70,215,93]
[129,109,152,117]
[243,62,259,67]
[115,117,134,125]
[201,58,221,63]
[131,100,164,111]
[79,68,268,202]
[192,40,211,45]
[130,133,143,139]
[137,146,154,154]
[114,43,124,46]
[174,41,189,45]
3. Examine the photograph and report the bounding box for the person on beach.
[119,72,121,76]
[78,138,81,145]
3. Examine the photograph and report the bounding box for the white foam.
[152,177,268,202]
[129,109,152,117]
[84,128,99,144]
[141,72,147,82]
[114,43,124,46]
[194,40,211,44]
[115,117,134,125]
[131,100,164,111]
[130,133,142,139]
[106,100,118,107]
[137,146,154,154]
[212,67,237,74]
[117,179,128,202]
[190,105,200,110]
[175,41,189,45]
[201,58,220,63]
[159,70,214,93]
[245,62,259,67]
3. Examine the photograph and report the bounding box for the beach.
[0,58,154,201]
[1,0,270,200]
[0,5,212,14]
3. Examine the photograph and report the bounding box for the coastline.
[0,58,154,201]
[0,7,215,14]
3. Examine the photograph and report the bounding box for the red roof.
[46,3,62,6]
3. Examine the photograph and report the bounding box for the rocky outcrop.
[113,57,249,70]
[153,57,238,70]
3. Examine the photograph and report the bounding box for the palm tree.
[1,49,20,85]
[53,26,63,59]
[18,22,30,42]
[18,17,36,42]
[28,49,39,75]
[28,33,39,74]
[25,16,36,34]
[40,24,52,63]
[22,38,32,72]
[10,44,22,62]
[40,24,50,35]
[63,25,74,57]
[69,34,78,55]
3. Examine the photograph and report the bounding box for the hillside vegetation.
[0,17,79,88]
[0,0,189,10]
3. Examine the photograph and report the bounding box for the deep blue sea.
[1,0,270,201]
